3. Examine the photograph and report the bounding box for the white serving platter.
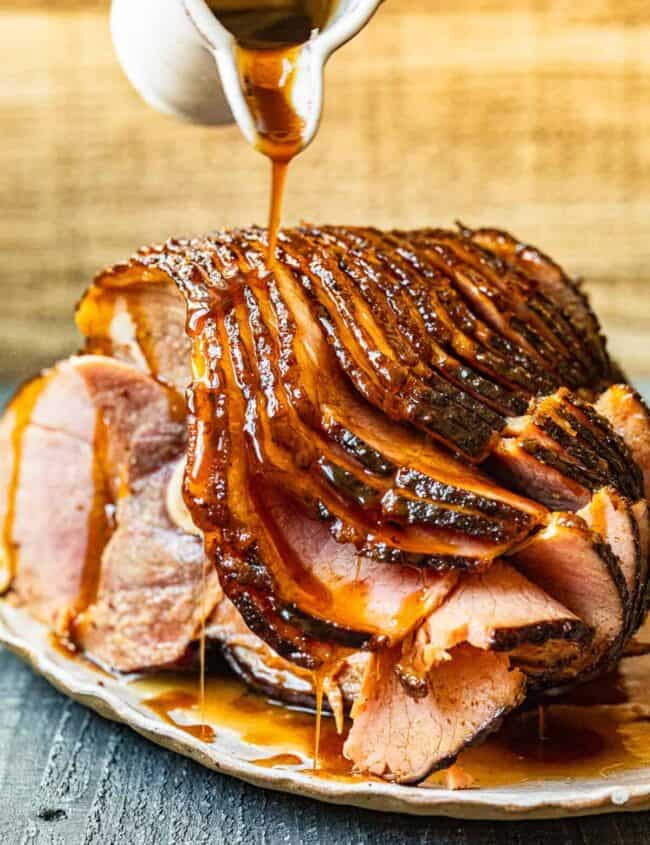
[2,600,650,820]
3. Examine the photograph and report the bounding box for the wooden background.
[1,0,649,383]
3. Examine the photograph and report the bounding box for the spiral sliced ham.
[2,224,649,784]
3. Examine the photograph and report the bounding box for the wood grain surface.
[1,647,650,845]
[1,0,649,382]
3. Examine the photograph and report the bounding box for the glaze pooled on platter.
[2,225,649,784]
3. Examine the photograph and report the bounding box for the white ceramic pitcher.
[111,0,382,152]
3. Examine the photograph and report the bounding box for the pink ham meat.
[214,478,462,666]
[577,487,644,637]
[510,512,628,683]
[489,437,591,511]
[596,384,650,500]
[1,355,174,630]
[344,645,525,783]
[0,356,220,670]
[410,560,590,671]
[263,485,459,643]
[3,223,650,786]
[76,451,222,673]
[343,560,590,780]
[0,388,96,614]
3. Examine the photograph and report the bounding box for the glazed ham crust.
[2,224,649,783]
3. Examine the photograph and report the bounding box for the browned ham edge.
[490,387,643,512]
[510,512,628,684]
[631,500,649,629]
[594,384,650,629]
[577,487,642,639]
[206,595,366,718]
[463,225,611,383]
[488,437,592,511]
[406,560,591,674]
[342,559,593,781]
[3,224,650,786]
[344,646,525,783]
[597,384,650,501]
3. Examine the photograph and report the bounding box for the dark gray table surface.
[2,381,650,845]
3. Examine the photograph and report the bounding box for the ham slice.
[491,387,643,510]
[465,225,610,382]
[1,355,175,629]
[511,512,628,683]
[3,223,649,787]
[409,560,591,673]
[632,500,649,629]
[597,384,650,500]
[489,436,591,511]
[0,356,220,669]
[344,559,591,782]
[344,645,525,783]
[76,452,221,672]
[264,485,458,642]
[578,487,642,639]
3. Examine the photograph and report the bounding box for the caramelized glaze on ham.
[511,512,628,684]
[578,487,643,639]
[409,560,590,671]
[343,645,525,783]
[597,384,650,500]
[2,223,649,785]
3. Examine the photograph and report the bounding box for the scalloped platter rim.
[2,600,650,820]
